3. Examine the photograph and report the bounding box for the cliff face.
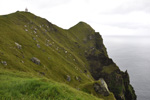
[69,22,136,100]
[0,11,136,100]
[86,34,136,100]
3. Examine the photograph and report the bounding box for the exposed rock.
[122,70,137,100]
[46,39,50,42]
[75,76,81,82]
[65,51,67,53]
[34,30,37,34]
[33,37,36,40]
[56,47,59,50]
[89,35,95,40]
[93,78,110,96]
[37,44,40,48]
[21,60,24,63]
[66,75,71,82]
[34,28,37,31]
[86,37,136,100]
[1,61,7,66]
[25,29,28,31]
[15,42,22,49]
[31,57,40,65]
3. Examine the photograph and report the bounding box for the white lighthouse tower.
[25,8,28,12]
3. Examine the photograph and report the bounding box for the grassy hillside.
[0,69,104,100]
[0,11,116,100]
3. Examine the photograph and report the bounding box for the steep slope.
[69,22,136,100]
[0,11,135,100]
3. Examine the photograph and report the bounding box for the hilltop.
[0,11,136,100]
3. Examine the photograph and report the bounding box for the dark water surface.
[103,36,150,100]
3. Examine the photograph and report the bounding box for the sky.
[0,0,150,36]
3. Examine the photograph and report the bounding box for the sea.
[103,35,150,100]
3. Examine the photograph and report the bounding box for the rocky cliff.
[69,22,136,100]
[0,11,136,100]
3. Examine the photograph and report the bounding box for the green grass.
[0,69,102,100]
[0,11,93,86]
[0,11,117,100]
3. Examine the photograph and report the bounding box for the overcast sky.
[0,0,150,36]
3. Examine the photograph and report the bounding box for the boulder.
[1,61,7,66]
[33,37,36,40]
[65,51,67,53]
[21,60,24,63]
[37,44,40,48]
[15,42,22,49]
[93,78,110,96]
[66,75,71,82]
[89,35,95,40]
[34,30,37,34]
[31,57,40,65]
[25,29,28,31]
[75,76,81,82]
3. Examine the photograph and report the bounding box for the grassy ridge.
[0,11,92,85]
[0,11,116,100]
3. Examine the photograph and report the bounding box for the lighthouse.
[25,8,28,12]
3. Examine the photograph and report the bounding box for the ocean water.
[103,36,150,100]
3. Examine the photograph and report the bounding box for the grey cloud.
[25,0,71,9]
[104,22,150,30]
[101,0,150,14]
[114,1,150,14]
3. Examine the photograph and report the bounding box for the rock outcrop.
[66,75,71,82]
[85,32,136,100]
[31,57,40,65]
[93,78,110,96]
[15,42,22,49]
[1,61,7,66]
